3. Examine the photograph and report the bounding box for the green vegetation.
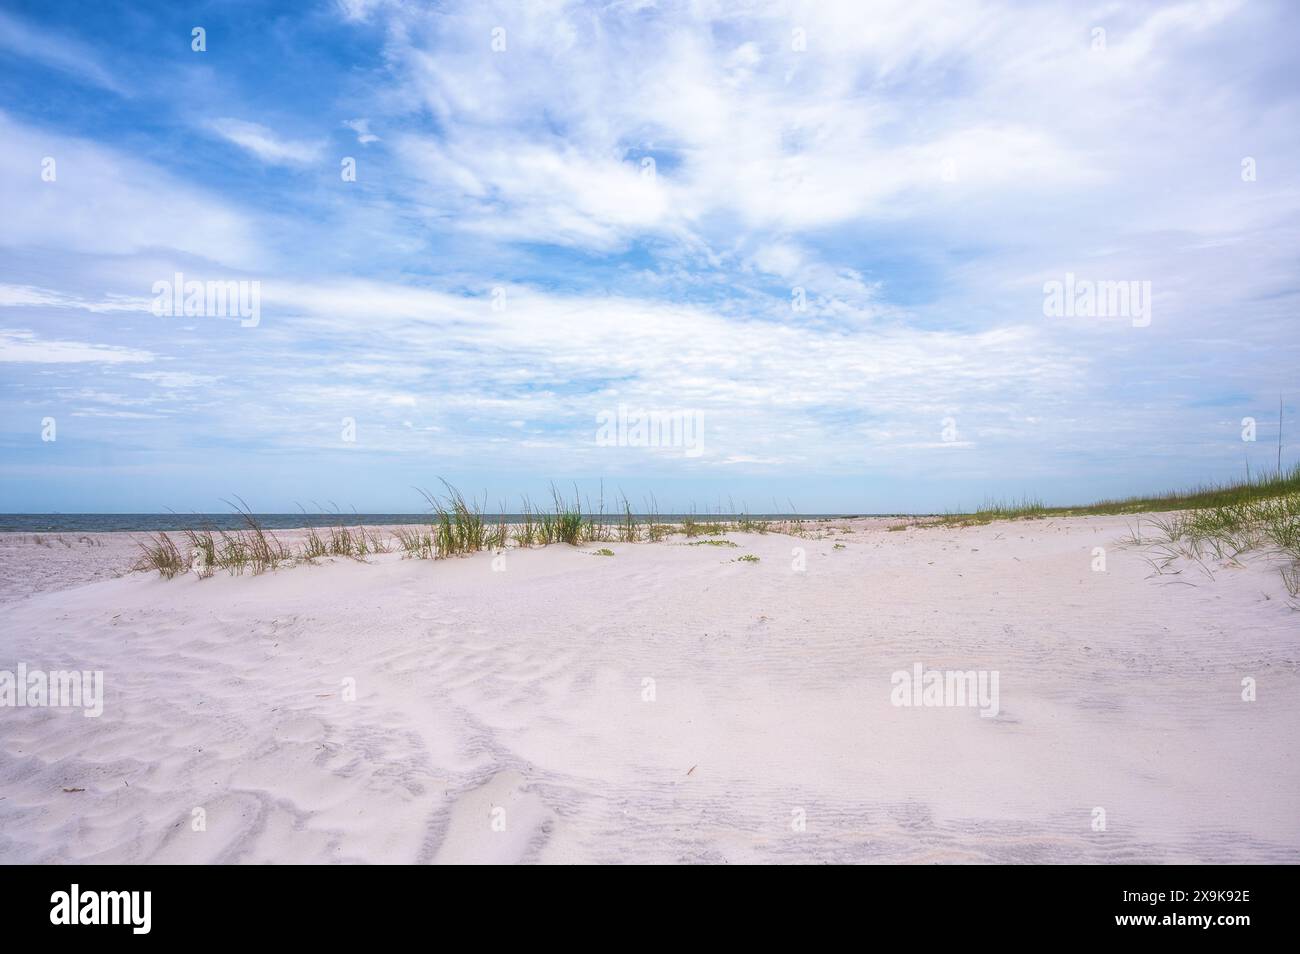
[911,466,1300,598]
[392,525,434,560]
[134,481,813,579]
[617,495,638,543]
[924,465,1300,528]
[138,497,291,577]
[135,531,187,579]
[682,517,727,537]
[419,482,488,558]
[132,467,1300,600]
[1124,489,1300,596]
[513,497,537,547]
[551,486,585,546]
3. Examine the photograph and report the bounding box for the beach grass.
[617,495,639,543]
[1121,484,1300,592]
[133,481,813,579]
[514,497,540,548]
[135,531,187,578]
[133,468,1297,587]
[392,525,434,560]
[913,466,1300,598]
[135,499,289,577]
[551,485,585,546]
[934,465,1300,527]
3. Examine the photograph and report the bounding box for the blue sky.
[1,0,1297,514]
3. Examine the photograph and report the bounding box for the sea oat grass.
[1123,486,1300,595]
[137,471,1299,582]
[393,525,433,560]
[941,465,1300,526]
[551,485,584,546]
[617,495,640,543]
[135,532,186,578]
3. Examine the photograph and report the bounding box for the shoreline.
[0,513,875,534]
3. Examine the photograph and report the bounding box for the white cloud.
[230,277,1085,469]
[0,112,261,268]
[2,0,1297,508]
[0,330,153,364]
[205,118,326,166]
[369,0,1114,253]
[130,371,220,389]
[343,118,380,144]
[0,284,151,313]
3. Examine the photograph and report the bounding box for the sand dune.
[0,517,1296,863]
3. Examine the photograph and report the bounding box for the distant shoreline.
[4,463,1295,534]
[0,513,879,533]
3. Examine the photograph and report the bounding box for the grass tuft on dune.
[134,481,808,579]
[922,466,1300,598]
[934,465,1300,527]
[134,469,1299,592]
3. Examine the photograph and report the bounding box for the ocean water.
[0,513,848,533]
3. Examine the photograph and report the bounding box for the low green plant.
[683,517,726,537]
[938,465,1300,526]
[301,525,328,560]
[420,481,488,558]
[1123,488,1300,595]
[135,532,186,578]
[551,484,584,545]
[617,494,640,543]
[515,497,539,547]
[393,525,433,560]
[181,526,217,576]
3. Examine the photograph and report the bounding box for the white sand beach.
[0,517,1296,864]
